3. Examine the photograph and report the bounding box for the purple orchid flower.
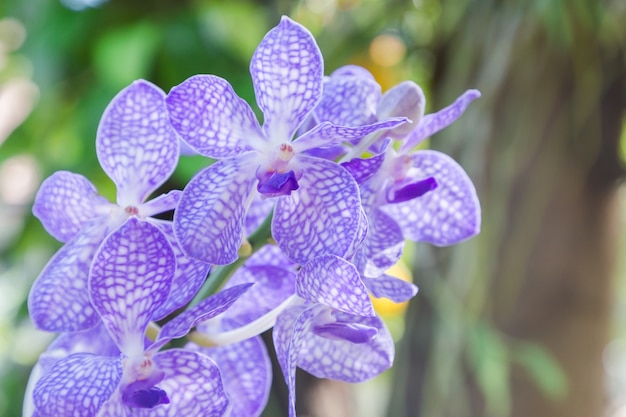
[31,218,250,417]
[29,80,209,332]
[165,16,407,265]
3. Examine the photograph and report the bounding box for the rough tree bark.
[390,2,626,417]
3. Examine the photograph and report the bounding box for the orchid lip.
[386,177,438,204]
[257,170,300,197]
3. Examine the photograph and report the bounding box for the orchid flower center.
[120,354,169,409]
[273,143,295,171]
[125,206,139,216]
[256,143,301,197]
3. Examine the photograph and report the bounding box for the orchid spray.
[25,16,481,417]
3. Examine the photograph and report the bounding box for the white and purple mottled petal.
[89,218,175,356]
[273,156,361,264]
[376,81,425,139]
[341,152,386,185]
[139,190,182,218]
[191,336,271,417]
[251,16,323,142]
[244,195,274,236]
[166,75,264,157]
[174,154,258,265]
[33,353,122,417]
[362,274,418,303]
[28,220,109,332]
[292,118,407,154]
[330,65,377,80]
[297,255,374,317]
[344,208,368,261]
[380,150,481,245]
[33,171,112,243]
[297,311,394,383]
[152,349,229,417]
[400,89,481,152]
[150,221,210,321]
[314,74,380,126]
[151,283,253,351]
[96,80,179,207]
[360,209,405,277]
[273,304,318,417]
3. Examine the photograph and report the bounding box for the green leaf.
[514,342,567,399]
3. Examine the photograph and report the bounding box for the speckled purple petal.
[273,156,361,264]
[363,274,418,303]
[140,190,182,218]
[292,118,407,154]
[151,283,253,351]
[360,208,405,277]
[28,220,109,332]
[251,16,323,141]
[330,65,376,80]
[400,89,481,152]
[89,218,175,356]
[273,304,317,417]
[152,349,228,417]
[380,150,481,245]
[241,244,297,271]
[173,154,258,265]
[341,152,386,185]
[344,208,368,261]
[376,81,425,139]
[297,255,374,317]
[244,195,274,236]
[297,310,394,383]
[33,171,111,243]
[190,336,271,417]
[96,80,179,207]
[314,73,380,126]
[149,221,210,321]
[166,75,263,157]
[33,353,122,417]
[219,262,296,326]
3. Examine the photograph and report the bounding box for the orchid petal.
[139,190,182,218]
[33,171,111,243]
[273,156,361,263]
[297,255,374,317]
[330,65,377,80]
[190,336,271,417]
[173,154,257,265]
[152,349,228,417]
[344,208,368,261]
[151,283,253,351]
[292,118,407,154]
[28,220,109,332]
[314,74,380,126]
[166,75,263,157]
[297,311,395,383]
[149,221,210,321]
[33,353,122,417]
[400,89,481,152]
[376,81,425,138]
[96,80,179,207]
[363,274,418,303]
[360,209,405,277]
[244,195,273,236]
[341,152,386,185]
[381,150,481,245]
[251,16,323,142]
[89,218,175,356]
[273,305,318,417]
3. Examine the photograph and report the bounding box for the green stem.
[186,210,274,310]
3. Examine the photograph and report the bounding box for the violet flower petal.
[359,208,405,277]
[381,150,481,245]
[190,336,271,417]
[244,196,273,236]
[96,80,179,207]
[139,190,182,218]
[166,75,263,157]
[32,171,111,243]
[33,353,122,417]
[314,73,380,126]
[297,311,395,383]
[341,152,386,186]
[150,283,253,351]
[362,274,418,304]
[89,218,175,356]
[173,154,257,265]
[272,156,361,264]
[400,89,481,152]
[28,220,109,332]
[149,221,210,321]
[297,255,374,317]
[251,16,323,141]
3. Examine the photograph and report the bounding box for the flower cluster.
[24,16,481,417]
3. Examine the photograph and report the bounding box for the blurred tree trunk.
[390,2,626,417]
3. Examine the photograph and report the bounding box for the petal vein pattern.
[174,154,258,265]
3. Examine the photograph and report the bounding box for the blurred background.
[1,0,625,416]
